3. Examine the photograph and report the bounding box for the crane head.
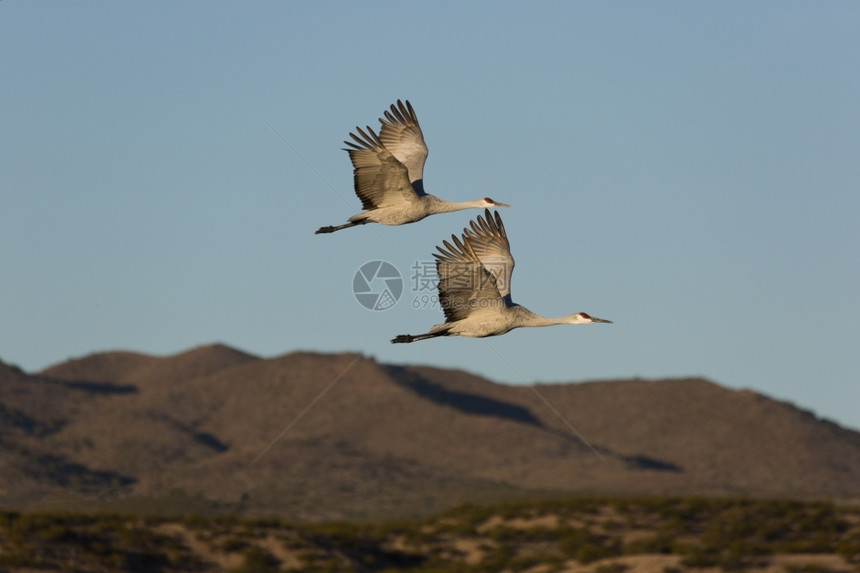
[577,312,612,324]
[482,197,510,207]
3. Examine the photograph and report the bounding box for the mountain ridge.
[0,344,857,520]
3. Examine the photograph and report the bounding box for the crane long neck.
[518,308,588,327]
[427,196,485,214]
[531,315,573,327]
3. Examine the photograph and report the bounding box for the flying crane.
[316,100,509,234]
[392,209,611,342]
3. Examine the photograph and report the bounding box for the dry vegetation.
[0,496,858,572]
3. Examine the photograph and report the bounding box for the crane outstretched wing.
[433,232,504,323]
[343,125,420,210]
[461,209,515,301]
[377,100,428,196]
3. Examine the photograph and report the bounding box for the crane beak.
[591,317,613,324]
[493,201,511,207]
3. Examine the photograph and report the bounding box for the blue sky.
[2,2,859,431]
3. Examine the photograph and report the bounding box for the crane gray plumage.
[315,100,509,234]
[392,209,612,343]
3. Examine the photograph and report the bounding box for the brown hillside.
[533,378,860,497]
[40,350,156,384]
[0,359,136,503]
[42,343,260,386]
[0,347,858,520]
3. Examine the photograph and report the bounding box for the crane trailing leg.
[391,330,448,344]
[315,219,368,234]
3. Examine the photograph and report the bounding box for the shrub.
[595,563,629,573]
[559,526,622,563]
[229,546,280,573]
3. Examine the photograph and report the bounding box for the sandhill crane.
[392,209,611,343]
[315,100,509,234]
